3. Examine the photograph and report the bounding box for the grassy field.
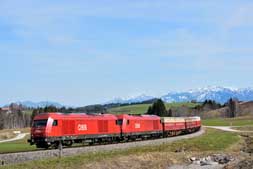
[0,134,36,154]
[108,102,198,114]
[2,129,240,169]
[202,116,253,126]
[0,128,30,142]
[232,126,253,131]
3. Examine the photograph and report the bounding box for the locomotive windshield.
[33,119,48,127]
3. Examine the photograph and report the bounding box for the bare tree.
[227,98,239,118]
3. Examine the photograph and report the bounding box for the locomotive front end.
[28,114,50,148]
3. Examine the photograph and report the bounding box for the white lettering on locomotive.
[78,124,87,131]
[135,123,140,129]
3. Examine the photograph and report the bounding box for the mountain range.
[3,86,253,108]
[106,94,155,105]
[108,86,253,104]
[4,101,64,108]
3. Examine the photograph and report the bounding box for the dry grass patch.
[0,128,30,141]
[0,133,16,140]
[0,128,30,134]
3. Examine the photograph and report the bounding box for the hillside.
[204,101,253,118]
[108,102,198,114]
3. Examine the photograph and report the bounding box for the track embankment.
[0,128,204,166]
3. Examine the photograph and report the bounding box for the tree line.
[145,98,240,118]
[0,98,241,130]
[0,107,31,130]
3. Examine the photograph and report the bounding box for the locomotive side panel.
[118,114,163,137]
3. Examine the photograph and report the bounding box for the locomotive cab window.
[33,120,48,127]
[52,120,58,126]
[127,120,130,125]
[116,119,123,125]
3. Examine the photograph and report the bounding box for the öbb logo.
[78,124,87,131]
[135,123,140,129]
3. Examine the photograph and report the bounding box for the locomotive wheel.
[64,140,73,147]
[36,143,49,149]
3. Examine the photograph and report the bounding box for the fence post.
[58,141,63,158]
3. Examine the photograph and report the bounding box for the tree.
[167,109,172,117]
[146,99,167,116]
[0,111,4,129]
[44,105,58,112]
[59,106,67,113]
[31,109,39,126]
[147,106,152,115]
[227,98,238,118]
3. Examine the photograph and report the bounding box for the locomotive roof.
[116,114,160,120]
[34,112,118,120]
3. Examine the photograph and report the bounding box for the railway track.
[0,128,204,166]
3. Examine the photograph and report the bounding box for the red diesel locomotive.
[29,113,121,148]
[28,113,201,148]
[117,114,163,139]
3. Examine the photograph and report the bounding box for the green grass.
[231,126,253,131]
[109,102,198,114]
[0,135,36,154]
[202,116,253,126]
[2,129,240,169]
[168,129,240,151]
[108,104,151,114]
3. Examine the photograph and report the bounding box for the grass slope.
[3,129,240,169]
[0,134,36,154]
[202,116,253,126]
[109,102,198,114]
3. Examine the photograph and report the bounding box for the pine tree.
[44,105,58,112]
[146,99,167,116]
[147,106,152,114]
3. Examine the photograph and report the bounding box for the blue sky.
[1,0,253,106]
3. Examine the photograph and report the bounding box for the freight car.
[161,116,201,136]
[185,116,201,132]
[161,117,186,136]
[28,112,201,149]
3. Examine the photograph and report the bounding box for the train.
[28,113,201,148]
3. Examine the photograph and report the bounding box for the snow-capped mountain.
[161,86,253,103]
[6,101,64,108]
[107,94,155,104]
[107,87,253,104]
